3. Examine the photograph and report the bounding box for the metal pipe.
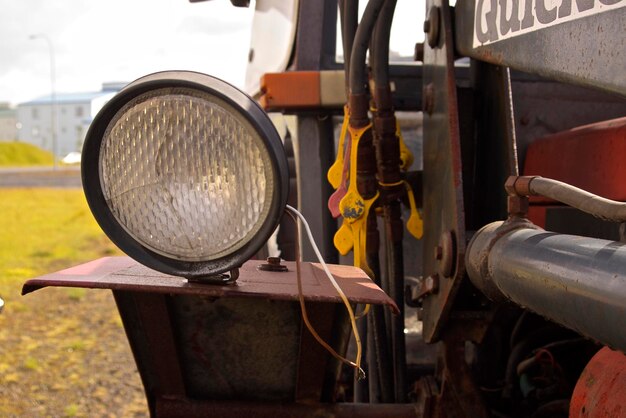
[467,220,626,352]
[509,176,626,222]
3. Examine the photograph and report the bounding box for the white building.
[17,82,126,157]
[0,103,17,141]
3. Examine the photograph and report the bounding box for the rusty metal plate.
[22,257,398,313]
[421,0,467,342]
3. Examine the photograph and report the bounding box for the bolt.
[437,231,455,278]
[426,7,441,48]
[414,42,424,62]
[258,257,288,272]
[424,275,438,294]
[267,256,281,265]
[434,245,443,260]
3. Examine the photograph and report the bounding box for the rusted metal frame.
[421,0,467,342]
[295,302,338,402]
[155,399,420,418]
[113,291,187,417]
[454,0,626,95]
[413,326,491,418]
[436,341,490,418]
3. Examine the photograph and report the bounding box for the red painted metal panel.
[570,347,626,418]
[22,257,399,314]
[524,117,626,202]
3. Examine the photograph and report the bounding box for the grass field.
[0,142,54,167]
[0,189,146,417]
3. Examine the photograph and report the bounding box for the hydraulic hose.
[339,0,359,95]
[370,0,406,402]
[349,0,386,98]
[522,176,626,222]
[372,0,396,88]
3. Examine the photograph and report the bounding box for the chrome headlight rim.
[82,70,289,279]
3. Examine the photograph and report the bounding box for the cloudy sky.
[0,0,254,105]
[0,0,423,106]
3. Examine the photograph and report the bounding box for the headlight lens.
[82,71,288,279]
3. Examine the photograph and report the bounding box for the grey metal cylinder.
[467,220,626,352]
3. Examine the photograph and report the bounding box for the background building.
[0,102,17,140]
[16,82,125,157]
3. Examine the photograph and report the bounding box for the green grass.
[0,141,54,167]
[0,189,120,291]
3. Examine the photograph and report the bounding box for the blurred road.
[0,167,82,188]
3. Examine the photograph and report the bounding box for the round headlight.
[82,71,288,279]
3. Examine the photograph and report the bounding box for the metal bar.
[293,115,338,263]
[132,292,186,398]
[155,399,420,418]
[467,221,626,351]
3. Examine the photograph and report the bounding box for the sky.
[0,0,424,106]
[0,0,254,105]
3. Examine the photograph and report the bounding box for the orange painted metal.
[570,347,626,418]
[260,71,321,110]
[523,117,626,226]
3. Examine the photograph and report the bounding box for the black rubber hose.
[349,0,386,95]
[340,0,359,94]
[372,0,396,87]
[367,216,395,403]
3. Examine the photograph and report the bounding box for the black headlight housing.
[82,71,288,279]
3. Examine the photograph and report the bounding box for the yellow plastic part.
[334,220,354,255]
[339,123,372,222]
[396,121,414,171]
[352,193,378,278]
[327,106,350,189]
[404,181,423,239]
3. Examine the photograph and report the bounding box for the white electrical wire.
[285,205,365,379]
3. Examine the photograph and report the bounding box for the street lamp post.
[29,33,57,170]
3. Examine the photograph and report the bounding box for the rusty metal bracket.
[421,0,467,342]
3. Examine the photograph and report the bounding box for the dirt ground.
[0,189,149,417]
[0,285,148,417]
